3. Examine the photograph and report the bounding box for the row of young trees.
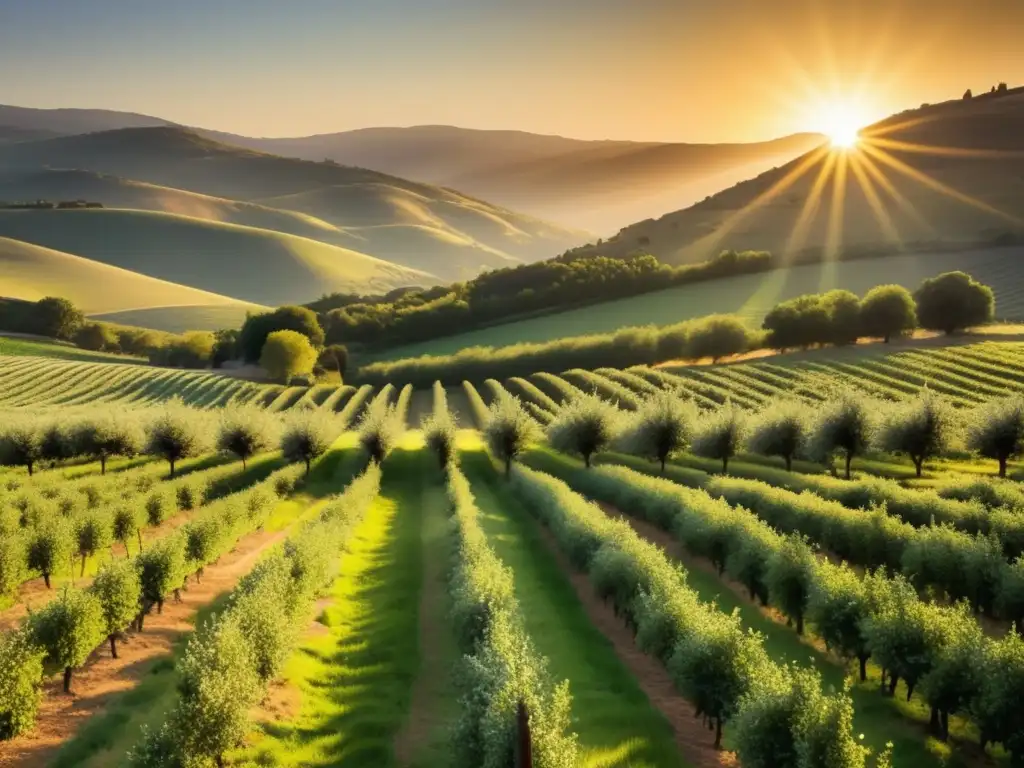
[353,270,997,389]
[0,463,305,741]
[541,458,1024,754]
[0,402,344,479]
[126,464,382,767]
[506,463,871,763]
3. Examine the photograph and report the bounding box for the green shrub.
[484,393,541,477]
[91,558,142,659]
[546,393,621,468]
[28,586,104,692]
[0,627,45,740]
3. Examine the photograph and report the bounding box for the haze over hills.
[575,88,1024,266]
[0,104,170,135]
[0,126,587,281]
[209,125,826,233]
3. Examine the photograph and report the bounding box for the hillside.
[0,104,170,135]
[214,125,825,233]
[0,127,588,279]
[0,209,433,306]
[574,88,1024,264]
[366,245,1024,362]
[0,236,262,330]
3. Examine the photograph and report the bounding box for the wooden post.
[516,700,533,768]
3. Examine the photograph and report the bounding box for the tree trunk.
[887,674,899,697]
[913,456,923,478]
[505,456,512,478]
[714,717,723,749]
[137,610,146,632]
[660,456,666,474]
[845,451,853,479]
[941,710,949,741]
[584,453,591,469]
[1000,456,1008,478]
[722,456,729,475]
[242,456,247,471]
[43,572,51,589]
[101,455,107,475]
[785,455,792,472]
[906,682,915,702]
[27,461,33,477]
[796,613,804,635]
[157,599,164,614]
[137,529,143,553]
[304,458,311,476]
[81,554,87,577]
[110,634,118,659]
[63,666,73,693]
[884,332,891,343]
[929,707,940,735]
[516,700,533,768]
[169,458,175,478]
[859,655,868,682]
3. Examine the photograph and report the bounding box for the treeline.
[316,250,773,348]
[353,271,997,388]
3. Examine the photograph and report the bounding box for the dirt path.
[531,519,733,768]
[0,509,197,633]
[0,525,290,768]
[393,483,452,766]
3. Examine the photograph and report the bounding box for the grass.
[45,440,362,768]
[0,335,147,364]
[236,448,432,766]
[369,246,1024,362]
[460,448,685,768]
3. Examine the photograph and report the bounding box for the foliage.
[260,329,318,383]
[877,391,961,476]
[483,393,541,476]
[762,290,862,350]
[745,399,809,471]
[145,401,209,476]
[318,343,349,376]
[92,559,143,659]
[691,402,748,473]
[357,398,404,465]
[808,389,876,478]
[73,411,143,473]
[136,535,188,613]
[966,396,1024,477]
[0,628,45,740]
[860,284,917,342]
[546,393,621,468]
[239,305,324,363]
[914,271,995,334]
[423,410,458,470]
[29,296,84,340]
[147,331,216,369]
[217,406,275,469]
[26,519,73,588]
[280,410,335,475]
[807,562,872,680]
[0,417,44,475]
[75,508,113,576]
[685,314,755,362]
[28,586,105,692]
[615,389,698,472]
[765,534,817,634]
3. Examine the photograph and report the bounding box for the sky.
[1,0,1022,143]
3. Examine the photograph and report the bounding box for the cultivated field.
[5,337,1024,767]
[368,245,1024,362]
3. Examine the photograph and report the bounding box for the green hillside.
[0,208,433,306]
[367,245,1024,362]
[0,128,588,280]
[0,236,260,331]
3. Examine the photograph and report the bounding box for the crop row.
[524,452,1024,756]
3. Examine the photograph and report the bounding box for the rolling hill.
[0,209,432,307]
[0,127,588,280]
[214,125,826,233]
[0,104,170,135]
[573,88,1024,265]
[0,236,261,330]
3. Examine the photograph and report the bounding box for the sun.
[818,103,865,149]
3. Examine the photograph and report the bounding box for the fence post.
[516,699,533,768]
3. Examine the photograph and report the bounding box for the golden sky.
[1,0,1021,142]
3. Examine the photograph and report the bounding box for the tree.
[175,613,261,767]
[357,400,403,465]
[145,402,208,477]
[183,519,221,582]
[210,329,239,368]
[0,536,27,603]
[30,297,83,340]
[73,412,143,474]
[27,520,73,589]
[809,389,875,478]
[546,393,620,468]
[920,602,983,740]
[92,559,142,659]
[29,586,104,692]
[822,289,862,346]
[422,411,458,470]
[765,534,817,635]
[484,394,541,477]
[914,271,995,335]
[216,407,274,470]
[73,322,118,352]
[686,314,753,362]
[318,344,349,377]
[876,390,960,477]
[239,306,325,363]
[260,330,318,383]
[763,295,831,350]
[0,627,45,740]
[963,89,973,99]
[0,419,43,476]
[280,411,332,475]
[965,396,1024,477]
[691,402,747,474]
[617,389,698,472]
[745,400,808,471]
[137,536,188,617]
[75,509,112,576]
[859,285,917,343]
[807,562,872,681]
[40,422,75,465]
[972,630,1024,759]
[113,506,142,556]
